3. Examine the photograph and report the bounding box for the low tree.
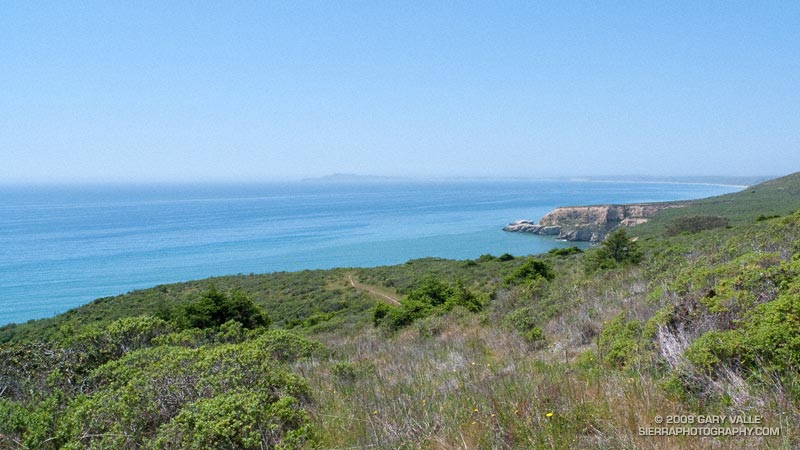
[585,228,642,272]
[504,258,555,285]
[180,286,271,330]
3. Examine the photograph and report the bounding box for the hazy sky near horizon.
[2,2,798,182]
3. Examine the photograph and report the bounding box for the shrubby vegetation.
[665,215,730,236]
[373,276,485,330]
[584,228,642,272]
[4,173,800,448]
[0,287,320,449]
[172,285,271,330]
[547,245,583,257]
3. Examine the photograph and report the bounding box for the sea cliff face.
[503,204,680,242]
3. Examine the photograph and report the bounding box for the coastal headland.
[503,203,682,242]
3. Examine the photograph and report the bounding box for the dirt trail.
[347,274,401,306]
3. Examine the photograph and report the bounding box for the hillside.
[2,173,800,449]
[635,171,800,236]
[505,172,800,242]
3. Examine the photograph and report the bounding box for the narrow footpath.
[347,274,402,306]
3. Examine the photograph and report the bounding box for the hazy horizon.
[3,3,798,183]
[0,172,774,187]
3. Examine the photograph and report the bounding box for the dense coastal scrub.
[2,173,800,449]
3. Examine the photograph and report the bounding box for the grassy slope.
[0,256,527,343]
[633,171,800,237]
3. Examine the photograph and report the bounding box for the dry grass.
[297,312,798,449]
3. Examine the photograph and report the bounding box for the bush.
[179,286,271,330]
[386,300,432,330]
[504,259,555,285]
[684,279,800,377]
[59,333,319,449]
[524,326,546,346]
[548,246,583,257]
[372,303,391,327]
[584,229,642,272]
[152,393,312,449]
[684,330,743,374]
[406,276,452,307]
[256,329,326,362]
[445,279,483,312]
[330,361,359,382]
[598,313,642,368]
[70,316,174,368]
[665,215,730,236]
[373,277,483,330]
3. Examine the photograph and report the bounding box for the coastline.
[0,180,741,326]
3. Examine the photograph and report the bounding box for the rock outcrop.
[503,203,681,242]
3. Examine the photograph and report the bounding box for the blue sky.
[2,1,798,182]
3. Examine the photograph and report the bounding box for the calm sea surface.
[0,180,740,325]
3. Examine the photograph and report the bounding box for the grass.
[303,312,794,449]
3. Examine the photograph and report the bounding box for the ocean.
[0,179,741,325]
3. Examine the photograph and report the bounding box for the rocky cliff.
[503,203,681,242]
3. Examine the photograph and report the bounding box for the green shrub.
[642,305,674,340]
[179,286,271,330]
[406,276,452,306]
[385,300,432,330]
[152,393,312,449]
[445,279,483,312]
[504,258,555,285]
[373,277,483,330]
[524,326,546,345]
[505,306,543,333]
[330,361,359,382]
[372,303,391,327]
[684,281,800,376]
[665,215,730,236]
[59,332,318,449]
[70,316,174,368]
[0,395,64,450]
[585,229,642,272]
[598,313,642,368]
[689,252,787,314]
[152,327,214,348]
[255,330,326,362]
[739,290,800,371]
[548,246,583,257]
[684,330,743,374]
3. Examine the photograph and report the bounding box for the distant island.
[300,173,409,182]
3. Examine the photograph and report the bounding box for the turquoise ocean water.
[0,180,740,325]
